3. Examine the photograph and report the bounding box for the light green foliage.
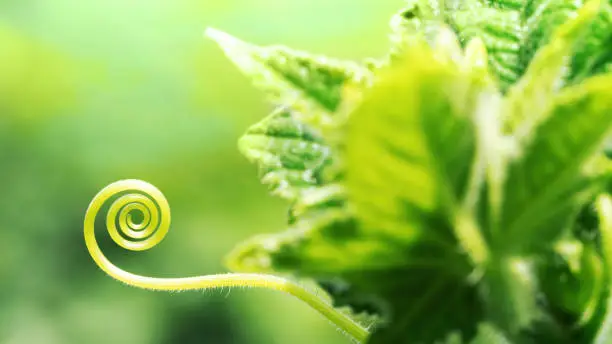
[501,74,612,251]
[501,0,601,136]
[210,0,612,342]
[390,0,612,91]
[206,28,372,121]
[594,195,612,343]
[236,108,331,200]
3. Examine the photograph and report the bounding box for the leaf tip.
[204,27,227,41]
[464,38,489,71]
[433,26,462,62]
[204,27,249,51]
[555,0,601,40]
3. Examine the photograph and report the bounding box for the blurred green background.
[0,1,399,343]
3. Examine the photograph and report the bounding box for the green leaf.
[485,0,523,10]
[576,244,604,325]
[502,0,601,136]
[345,33,486,254]
[539,239,605,327]
[365,270,483,344]
[386,0,607,94]
[228,36,492,343]
[593,194,612,344]
[217,2,612,342]
[446,0,604,92]
[206,28,371,114]
[500,73,612,251]
[345,31,490,261]
[343,37,490,343]
[450,8,523,89]
[318,278,387,320]
[569,2,612,82]
[225,204,411,275]
[470,323,512,344]
[237,108,331,201]
[516,0,583,72]
[388,0,446,57]
[481,256,542,336]
[420,323,512,344]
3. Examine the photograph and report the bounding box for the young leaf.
[450,8,523,88]
[213,1,612,342]
[517,0,583,72]
[388,0,446,57]
[569,3,612,82]
[238,108,331,200]
[445,0,605,92]
[500,74,612,252]
[228,34,493,343]
[343,34,490,342]
[345,34,485,255]
[206,28,371,115]
[502,0,601,137]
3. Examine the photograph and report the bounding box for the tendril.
[84,179,368,343]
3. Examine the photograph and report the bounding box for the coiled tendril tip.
[84,179,368,343]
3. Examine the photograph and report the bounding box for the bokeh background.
[0,1,400,343]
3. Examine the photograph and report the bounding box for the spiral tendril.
[84,179,368,343]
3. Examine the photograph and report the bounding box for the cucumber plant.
[85,0,612,342]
